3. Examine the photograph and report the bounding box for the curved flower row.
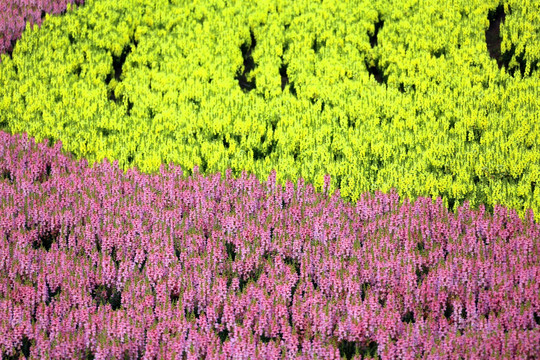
[1,131,538,359]
[1,0,540,223]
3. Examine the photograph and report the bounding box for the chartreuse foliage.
[0,0,539,220]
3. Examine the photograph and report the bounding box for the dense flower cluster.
[0,0,84,57]
[1,131,539,359]
[1,0,539,223]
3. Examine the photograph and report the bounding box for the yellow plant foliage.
[0,0,539,220]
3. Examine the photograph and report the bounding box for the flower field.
[0,0,539,359]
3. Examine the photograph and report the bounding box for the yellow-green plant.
[0,0,539,220]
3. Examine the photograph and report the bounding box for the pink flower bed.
[0,0,84,58]
[0,130,539,359]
